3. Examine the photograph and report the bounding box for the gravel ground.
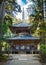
[0,54,44,65]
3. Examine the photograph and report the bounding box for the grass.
[0,54,9,62]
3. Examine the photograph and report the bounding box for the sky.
[17,0,28,6]
[22,0,27,4]
[14,0,35,20]
[15,0,28,20]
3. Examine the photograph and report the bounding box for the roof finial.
[22,7,25,22]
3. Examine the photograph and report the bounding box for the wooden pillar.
[37,43,40,51]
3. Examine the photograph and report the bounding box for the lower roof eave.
[6,38,40,44]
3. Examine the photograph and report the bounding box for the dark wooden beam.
[8,39,40,45]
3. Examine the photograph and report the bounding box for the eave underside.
[7,39,40,45]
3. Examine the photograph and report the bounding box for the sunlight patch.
[19,58,28,60]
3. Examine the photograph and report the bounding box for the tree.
[0,0,21,56]
[29,0,46,44]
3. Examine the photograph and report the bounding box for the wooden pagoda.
[6,22,40,54]
[6,8,40,54]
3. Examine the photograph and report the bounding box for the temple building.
[6,22,40,54]
[6,7,40,54]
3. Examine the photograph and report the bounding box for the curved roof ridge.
[12,22,32,27]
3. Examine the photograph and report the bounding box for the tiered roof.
[7,35,39,40]
[11,22,33,27]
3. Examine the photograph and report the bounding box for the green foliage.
[29,0,46,44]
[40,44,46,55]
[40,44,46,62]
[8,0,15,3]
[0,0,21,57]
[29,0,43,32]
[5,3,13,11]
[2,14,12,35]
[40,22,46,32]
[4,14,12,25]
[0,54,8,60]
[4,43,10,52]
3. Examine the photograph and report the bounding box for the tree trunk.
[0,2,5,56]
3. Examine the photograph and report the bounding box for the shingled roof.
[6,35,40,40]
[11,22,33,27]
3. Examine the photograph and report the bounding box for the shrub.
[40,44,46,63]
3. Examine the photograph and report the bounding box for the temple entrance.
[11,44,39,54]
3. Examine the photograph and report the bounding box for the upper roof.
[11,22,33,27]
